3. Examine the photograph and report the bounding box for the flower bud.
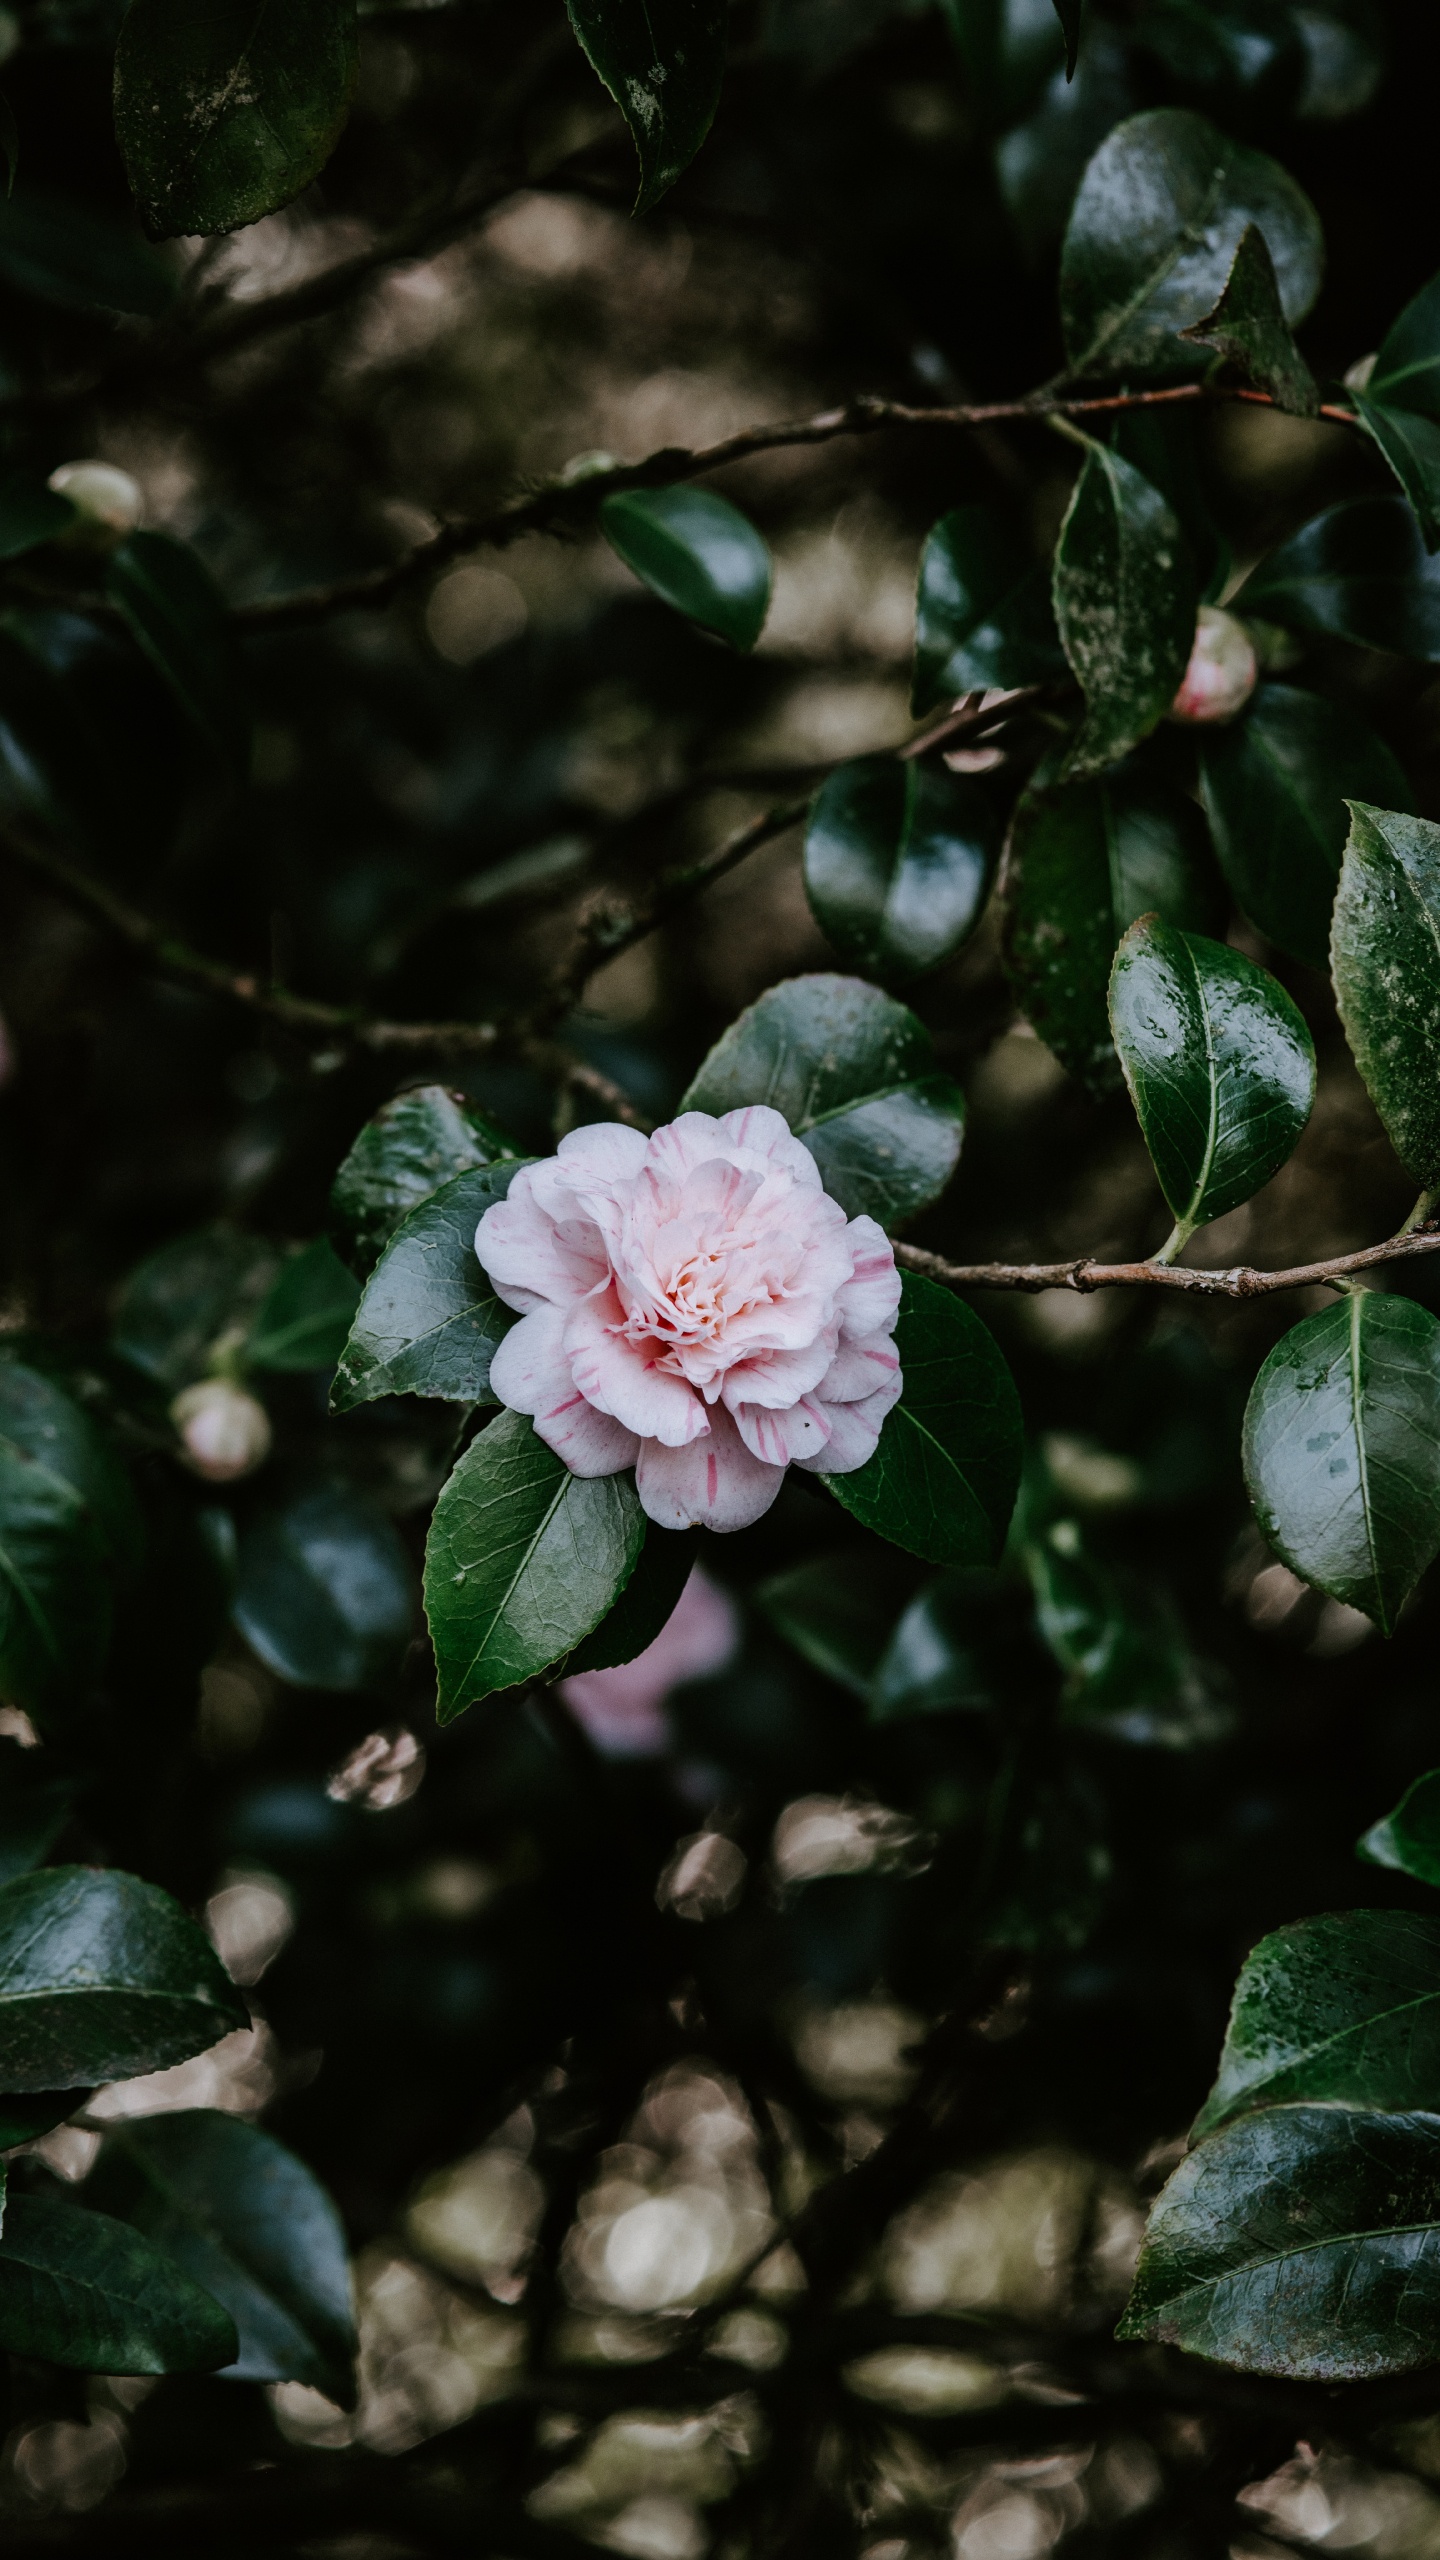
[47,460,143,552]
[1169,606,1259,726]
[170,1380,272,1483]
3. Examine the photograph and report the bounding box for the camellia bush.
[10,0,1440,2548]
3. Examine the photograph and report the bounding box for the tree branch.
[233,383,1367,632]
[893,1232,1440,1298]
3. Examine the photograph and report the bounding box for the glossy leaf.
[0,472,73,558]
[115,0,360,241]
[330,1162,526,1413]
[0,1440,111,1719]
[1026,1519,1232,1748]
[1242,1294,1440,1635]
[1352,395,1440,554]
[90,2111,357,2402]
[113,1228,279,1392]
[826,1273,1023,1569]
[566,0,727,213]
[1238,495,1440,659]
[681,973,966,1228]
[1059,108,1323,381]
[911,506,1064,715]
[563,1527,700,1676]
[1002,767,1224,1092]
[1193,1909,1440,2138]
[937,0,1064,127]
[1359,1771,1440,1889]
[1109,919,1316,1239]
[0,1359,140,1576]
[248,1241,361,1375]
[0,1864,247,2092]
[1331,802,1440,1187]
[330,1084,517,1278]
[424,1409,645,1720]
[1119,2104,1440,2380]
[1198,682,1413,970]
[1052,0,1081,78]
[869,1571,1003,1721]
[599,488,771,650]
[758,1550,917,1698]
[232,1481,413,1692]
[803,757,1000,985]
[1178,222,1319,416]
[1052,444,1196,776]
[107,533,250,773]
[0,2194,237,2374]
[1348,269,1440,550]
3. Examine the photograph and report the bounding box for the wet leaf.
[567,0,727,213]
[911,505,1064,714]
[803,757,1001,985]
[600,487,770,649]
[1179,221,1318,415]
[115,0,359,240]
[1052,444,1196,776]
[827,1273,1023,1568]
[1193,1909,1440,2136]
[330,1162,526,1413]
[0,1864,247,2092]
[1237,494,1440,659]
[330,1085,517,1278]
[1331,802,1440,1187]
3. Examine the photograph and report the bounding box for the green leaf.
[869,1571,1003,1721]
[758,1549,917,1699]
[1178,221,1319,417]
[248,1242,362,1375]
[599,488,770,650]
[1052,0,1081,78]
[681,973,966,1228]
[0,186,175,315]
[565,0,726,213]
[0,1440,111,1720]
[1359,1770,1440,1889]
[1193,1910,1440,2138]
[330,1084,517,1278]
[563,1525,700,1676]
[1332,802,1440,1188]
[1352,395,1440,555]
[803,759,1000,987]
[1109,918,1315,1241]
[1052,445,1196,777]
[330,1163,527,1414]
[0,2194,237,2374]
[1344,270,1440,551]
[107,533,251,773]
[0,1864,247,2092]
[423,1409,646,1721]
[1059,107,1323,382]
[232,1481,413,1692]
[114,0,360,241]
[911,506,1064,715]
[1001,767,1224,1093]
[0,1360,140,1577]
[0,472,73,559]
[1237,495,1440,659]
[826,1273,1023,1569]
[113,1228,280,1392]
[1242,1294,1440,1635]
[89,2112,356,2402]
[1118,2104,1440,2380]
[1198,682,1414,971]
[1025,1519,1232,1748]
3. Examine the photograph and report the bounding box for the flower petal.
[534,1395,640,1477]
[816,1326,902,1404]
[800,1366,905,1475]
[565,1297,709,1446]
[636,1406,786,1532]
[730,1393,832,1467]
[476,1173,607,1312]
[719,1329,837,1410]
[487,1304,574,1415]
[718,1106,824,1187]
[837,1216,902,1339]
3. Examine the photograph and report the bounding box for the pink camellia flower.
[1169,605,1258,725]
[559,1564,740,1757]
[475,1107,902,1532]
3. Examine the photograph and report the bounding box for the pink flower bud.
[47,461,143,551]
[1169,606,1258,726]
[170,1380,272,1483]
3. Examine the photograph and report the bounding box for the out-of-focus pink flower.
[475,1108,902,1533]
[1169,606,1258,725]
[559,1565,740,1757]
[170,1379,272,1482]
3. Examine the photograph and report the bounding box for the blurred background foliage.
[7,0,1440,2550]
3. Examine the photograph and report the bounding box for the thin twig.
[231,383,1367,632]
[893,1233,1440,1299]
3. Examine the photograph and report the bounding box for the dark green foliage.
[600,489,771,649]
[0,1866,247,2092]
[232,1481,414,1690]
[1331,803,1440,1188]
[107,534,251,772]
[911,506,1065,712]
[424,1410,646,1718]
[566,0,728,212]
[329,1086,517,1279]
[1178,222,1319,415]
[1052,444,1196,775]
[113,1230,279,1391]
[683,974,966,1227]
[0,2193,238,2374]
[1109,919,1316,1240]
[563,1524,700,1674]
[249,1242,361,1375]
[114,0,360,240]
[827,1275,1023,1567]
[1238,495,1440,657]
[803,757,1000,984]
[1359,1770,1440,1888]
[1243,1296,1440,1633]
[89,2112,357,2401]
[331,1163,525,1411]
[1192,1910,1440,2135]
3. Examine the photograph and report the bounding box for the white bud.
[1169,605,1258,726]
[47,461,143,552]
[170,1380,272,1483]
